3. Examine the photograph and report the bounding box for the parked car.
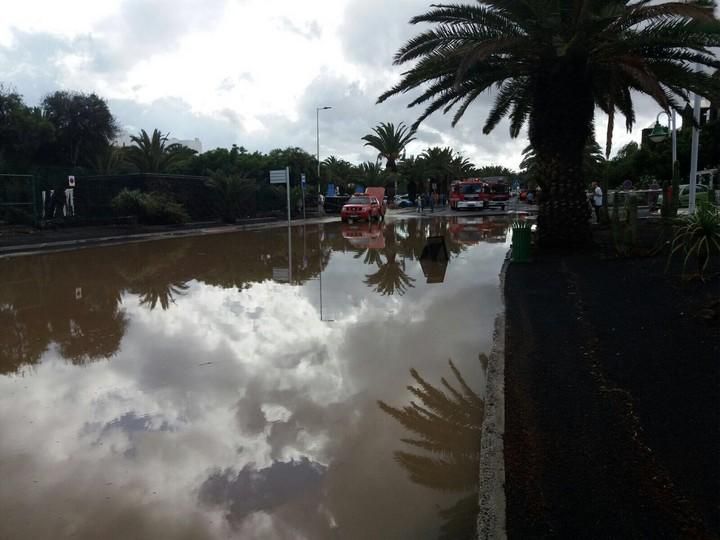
[394,194,414,208]
[341,194,385,223]
[657,184,710,207]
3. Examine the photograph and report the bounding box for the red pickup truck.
[340,187,386,223]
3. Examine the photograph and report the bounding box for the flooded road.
[0,216,509,539]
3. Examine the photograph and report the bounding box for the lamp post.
[316,106,332,195]
[688,91,701,213]
[648,110,679,177]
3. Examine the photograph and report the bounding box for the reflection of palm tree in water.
[379,357,486,539]
[354,247,384,267]
[364,221,416,296]
[138,280,190,310]
[363,251,416,296]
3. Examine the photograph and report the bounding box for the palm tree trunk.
[529,58,595,248]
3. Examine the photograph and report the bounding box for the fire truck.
[449,178,510,211]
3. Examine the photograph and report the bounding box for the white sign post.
[270,167,291,225]
[301,173,306,220]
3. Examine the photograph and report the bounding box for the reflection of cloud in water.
[0,218,507,539]
[199,457,327,525]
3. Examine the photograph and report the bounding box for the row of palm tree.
[377,0,720,247]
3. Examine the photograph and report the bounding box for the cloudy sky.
[1,0,676,168]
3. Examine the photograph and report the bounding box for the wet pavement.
[0,216,509,539]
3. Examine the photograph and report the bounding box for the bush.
[0,206,34,226]
[112,189,188,225]
[667,203,720,277]
[256,184,285,213]
[208,173,256,222]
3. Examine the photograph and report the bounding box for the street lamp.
[648,110,678,178]
[316,106,332,195]
[648,111,670,143]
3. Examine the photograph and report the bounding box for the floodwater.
[0,216,509,539]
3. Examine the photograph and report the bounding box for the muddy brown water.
[0,216,508,539]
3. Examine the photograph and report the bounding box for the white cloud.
[0,0,691,170]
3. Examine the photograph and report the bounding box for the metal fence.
[68,174,217,222]
[1,173,223,225]
[608,189,663,208]
[0,174,37,225]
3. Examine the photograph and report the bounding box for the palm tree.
[322,155,357,190]
[362,122,417,172]
[358,161,386,187]
[521,137,606,179]
[126,128,195,173]
[419,147,456,194]
[378,1,720,247]
[89,144,123,175]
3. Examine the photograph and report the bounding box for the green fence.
[0,174,37,225]
[0,172,287,226]
[67,174,218,222]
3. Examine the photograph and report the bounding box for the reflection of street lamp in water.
[318,225,334,321]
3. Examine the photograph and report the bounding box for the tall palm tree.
[126,128,195,173]
[521,137,606,178]
[361,122,417,172]
[378,1,720,247]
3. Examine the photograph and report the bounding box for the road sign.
[301,173,306,186]
[270,169,288,184]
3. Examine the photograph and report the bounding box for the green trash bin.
[511,224,532,262]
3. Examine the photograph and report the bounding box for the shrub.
[667,203,720,277]
[111,189,188,225]
[0,206,34,226]
[256,184,285,213]
[208,173,256,222]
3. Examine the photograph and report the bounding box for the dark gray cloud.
[199,458,326,526]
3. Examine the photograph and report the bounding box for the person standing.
[591,181,603,223]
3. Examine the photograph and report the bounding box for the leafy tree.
[475,165,514,178]
[322,155,357,189]
[358,161,386,187]
[90,144,125,175]
[418,147,457,193]
[41,90,117,168]
[125,129,196,173]
[378,1,720,247]
[0,86,55,170]
[361,122,416,172]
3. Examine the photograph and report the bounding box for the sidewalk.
[504,251,719,537]
[0,216,337,257]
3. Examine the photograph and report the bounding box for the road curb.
[476,256,509,539]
